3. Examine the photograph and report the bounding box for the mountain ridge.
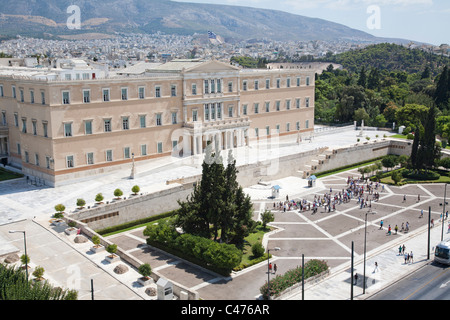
[0,0,410,43]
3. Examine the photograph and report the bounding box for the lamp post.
[363,211,368,295]
[440,183,448,241]
[267,249,271,300]
[9,230,28,279]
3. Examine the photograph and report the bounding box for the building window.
[104,119,112,132]
[276,124,280,133]
[296,98,300,109]
[243,81,247,91]
[14,113,18,127]
[32,120,37,135]
[42,122,48,138]
[65,74,71,81]
[103,89,110,102]
[30,90,34,104]
[228,106,233,118]
[306,77,310,86]
[83,90,90,103]
[21,118,27,133]
[85,120,93,135]
[276,79,280,88]
[276,101,280,111]
[41,91,45,105]
[306,97,310,108]
[255,128,259,137]
[297,77,301,87]
[64,122,72,137]
[35,154,39,167]
[138,87,145,99]
[171,112,177,125]
[204,80,209,94]
[157,142,163,154]
[121,88,128,100]
[156,114,162,126]
[124,147,130,159]
[46,156,50,169]
[204,104,210,121]
[83,73,90,80]
[17,143,21,157]
[1,111,6,125]
[254,80,259,90]
[305,120,309,129]
[25,151,29,163]
[287,78,291,88]
[265,102,270,113]
[242,104,247,115]
[210,79,215,93]
[139,115,146,128]
[62,91,70,104]
[254,103,259,114]
[192,110,198,122]
[296,121,300,131]
[12,86,16,99]
[266,79,270,89]
[122,117,129,130]
[141,144,147,156]
[155,86,161,98]
[286,123,290,132]
[87,152,94,165]
[192,84,197,95]
[286,99,291,110]
[106,150,113,162]
[217,79,222,93]
[19,89,24,102]
[171,85,177,97]
[217,103,222,119]
[66,155,74,168]
[0,85,3,97]
[228,81,233,93]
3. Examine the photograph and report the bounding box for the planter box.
[64,227,78,235]
[90,245,105,253]
[138,276,153,286]
[105,254,120,263]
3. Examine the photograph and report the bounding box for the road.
[368,262,450,300]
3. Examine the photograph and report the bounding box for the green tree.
[131,185,140,195]
[95,193,104,203]
[113,188,123,199]
[76,198,85,209]
[391,171,402,185]
[54,204,65,213]
[434,65,449,109]
[138,263,152,279]
[357,66,367,88]
[260,210,275,230]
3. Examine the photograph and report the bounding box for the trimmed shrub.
[251,242,265,258]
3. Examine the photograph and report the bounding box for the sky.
[174,0,449,45]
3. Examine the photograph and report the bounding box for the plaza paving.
[1,127,448,300]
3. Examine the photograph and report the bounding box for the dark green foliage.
[260,259,328,300]
[0,263,77,300]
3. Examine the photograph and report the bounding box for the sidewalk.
[285,220,447,300]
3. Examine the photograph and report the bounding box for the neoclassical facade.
[0,59,315,186]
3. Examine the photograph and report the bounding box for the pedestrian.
[410,251,413,263]
[403,195,406,202]
[387,225,391,235]
[380,219,384,230]
[420,209,423,219]
[431,219,434,228]
[404,252,408,264]
[269,263,272,273]
[417,194,420,202]
[398,245,402,255]
[395,225,398,235]
[273,264,277,274]
[354,273,358,285]
[373,262,379,273]
[402,244,406,254]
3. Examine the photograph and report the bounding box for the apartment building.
[0,59,314,186]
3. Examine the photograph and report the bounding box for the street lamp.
[9,230,28,279]
[363,211,368,295]
[440,183,448,241]
[267,249,271,300]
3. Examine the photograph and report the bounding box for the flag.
[207,31,217,39]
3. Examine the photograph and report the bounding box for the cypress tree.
[435,65,449,109]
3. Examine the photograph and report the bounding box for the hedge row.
[314,156,385,178]
[144,222,242,275]
[259,259,329,300]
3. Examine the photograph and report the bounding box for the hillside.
[323,43,450,75]
[0,0,384,42]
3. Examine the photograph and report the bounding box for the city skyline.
[175,0,449,46]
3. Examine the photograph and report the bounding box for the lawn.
[241,224,272,265]
[0,167,23,182]
[380,169,450,185]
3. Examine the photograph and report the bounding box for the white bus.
[434,238,450,265]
